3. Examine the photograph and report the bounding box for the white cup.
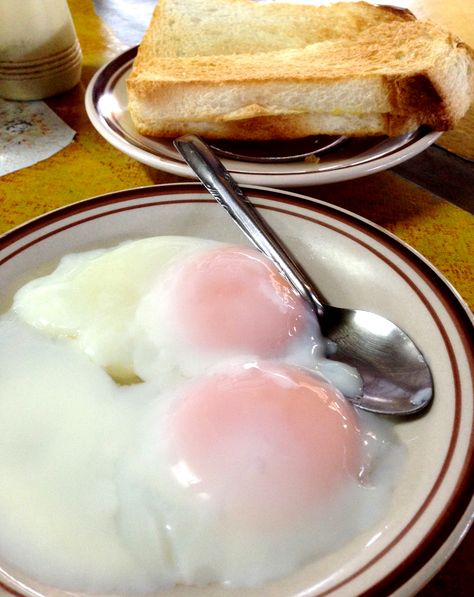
[0,0,82,100]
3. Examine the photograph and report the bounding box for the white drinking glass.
[0,0,82,100]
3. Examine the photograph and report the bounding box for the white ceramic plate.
[0,184,472,597]
[84,47,442,187]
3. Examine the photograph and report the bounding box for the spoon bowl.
[174,134,434,415]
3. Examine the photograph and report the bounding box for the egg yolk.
[171,246,308,354]
[167,363,362,529]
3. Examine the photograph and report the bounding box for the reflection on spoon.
[174,134,434,416]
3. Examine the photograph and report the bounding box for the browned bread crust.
[127,1,474,139]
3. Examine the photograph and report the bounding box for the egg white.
[13,236,362,397]
[13,236,221,384]
[115,366,402,589]
[0,236,404,592]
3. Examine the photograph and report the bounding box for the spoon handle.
[174,134,325,318]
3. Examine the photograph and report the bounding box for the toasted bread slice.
[139,0,415,58]
[127,0,474,139]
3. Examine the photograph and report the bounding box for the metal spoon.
[173,134,433,415]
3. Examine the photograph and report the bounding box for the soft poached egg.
[14,236,361,396]
[0,235,402,592]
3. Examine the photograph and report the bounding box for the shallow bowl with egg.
[0,183,472,597]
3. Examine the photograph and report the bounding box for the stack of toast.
[127,0,474,140]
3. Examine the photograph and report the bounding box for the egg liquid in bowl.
[0,233,401,592]
[0,185,472,597]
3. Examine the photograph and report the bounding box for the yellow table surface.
[1,0,472,311]
[0,1,473,595]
